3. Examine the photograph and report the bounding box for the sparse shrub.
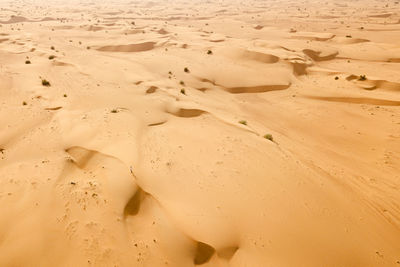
[239,120,247,125]
[49,55,55,60]
[180,81,185,86]
[184,67,189,73]
[42,79,51,86]
[180,88,186,95]
[359,75,367,81]
[25,60,31,64]
[51,46,55,50]
[111,109,118,113]
[207,50,213,55]
[264,134,273,141]
[335,76,339,80]
[22,101,27,105]
[87,46,91,49]
[63,94,67,97]
[346,35,352,38]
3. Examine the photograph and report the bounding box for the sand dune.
[303,48,338,61]
[97,42,156,52]
[229,48,280,64]
[223,83,291,94]
[0,15,55,24]
[346,75,400,91]
[304,95,400,106]
[0,15,28,24]
[0,0,400,266]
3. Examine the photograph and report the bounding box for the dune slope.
[0,0,400,266]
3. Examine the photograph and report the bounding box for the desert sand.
[0,0,400,266]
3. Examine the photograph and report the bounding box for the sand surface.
[0,0,400,266]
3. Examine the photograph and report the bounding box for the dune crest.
[0,0,400,266]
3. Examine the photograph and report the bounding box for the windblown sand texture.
[0,0,400,266]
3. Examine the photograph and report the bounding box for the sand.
[0,0,400,266]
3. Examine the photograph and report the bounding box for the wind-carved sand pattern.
[0,0,400,266]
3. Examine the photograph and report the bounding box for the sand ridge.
[0,0,400,266]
